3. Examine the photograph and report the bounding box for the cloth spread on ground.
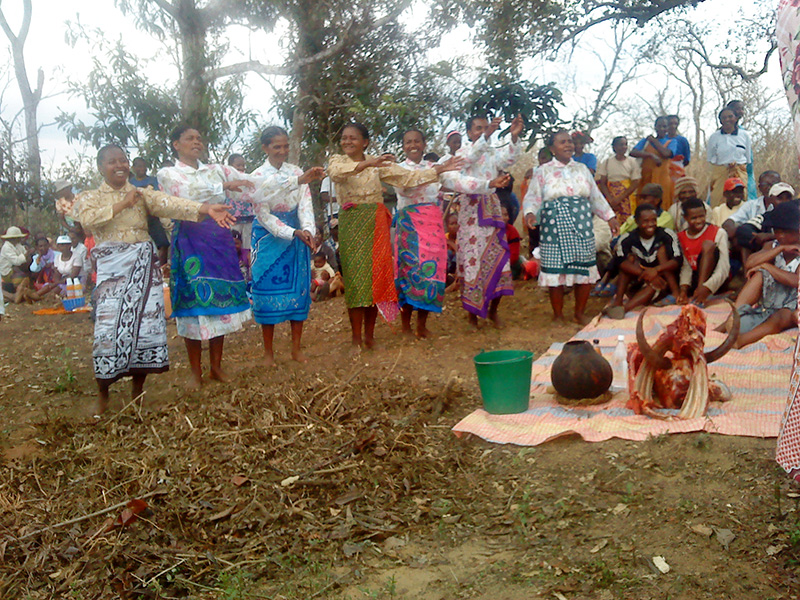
[453,305,793,446]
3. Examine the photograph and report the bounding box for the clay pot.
[551,340,613,400]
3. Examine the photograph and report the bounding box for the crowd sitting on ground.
[0,97,797,413]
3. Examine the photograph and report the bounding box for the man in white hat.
[0,226,32,305]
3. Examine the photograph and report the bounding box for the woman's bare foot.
[92,397,109,418]
[364,337,376,351]
[488,311,505,329]
[416,327,432,339]
[263,352,276,368]
[574,313,592,326]
[552,314,568,324]
[209,368,229,382]
[467,313,479,329]
[186,374,202,391]
[291,350,308,363]
[401,327,415,338]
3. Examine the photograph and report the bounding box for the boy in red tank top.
[677,198,730,306]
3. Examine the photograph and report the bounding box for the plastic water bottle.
[73,278,84,299]
[611,335,628,392]
[65,278,76,299]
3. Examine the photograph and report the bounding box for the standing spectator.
[630,117,677,209]
[320,175,339,228]
[665,115,692,167]
[225,153,257,251]
[130,157,171,266]
[129,157,160,188]
[0,226,32,304]
[597,136,641,221]
[707,107,752,207]
[726,100,758,201]
[572,131,597,174]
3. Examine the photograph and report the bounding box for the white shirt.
[321,176,339,219]
[730,196,771,225]
[72,243,89,279]
[445,134,521,180]
[707,127,752,166]
[249,161,316,240]
[0,240,27,278]
[393,158,492,211]
[55,250,84,277]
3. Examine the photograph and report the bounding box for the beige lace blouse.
[328,154,439,205]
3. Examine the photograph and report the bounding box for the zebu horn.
[636,308,670,370]
[705,299,740,364]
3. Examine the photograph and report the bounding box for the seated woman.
[0,226,33,304]
[728,200,800,348]
[605,203,681,318]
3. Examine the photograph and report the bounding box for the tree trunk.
[176,0,211,134]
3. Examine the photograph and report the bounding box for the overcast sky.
[0,0,786,175]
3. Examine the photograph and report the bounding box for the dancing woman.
[158,125,257,388]
[249,126,325,366]
[393,128,509,338]
[328,122,461,351]
[75,144,233,415]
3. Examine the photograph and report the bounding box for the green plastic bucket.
[473,350,534,415]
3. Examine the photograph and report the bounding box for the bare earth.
[0,282,799,599]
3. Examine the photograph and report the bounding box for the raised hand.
[434,156,464,174]
[224,179,255,193]
[489,173,511,189]
[203,204,236,229]
[486,117,502,138]
[299,167,326,185]
[509,114,524,141]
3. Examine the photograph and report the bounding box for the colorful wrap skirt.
[170,216,251,340]
[92,241,168,382]
[607,179,636,221]
[250,209,311,325]
[338,202,398,321]
[394,203,447,313]
[456,193,513,318]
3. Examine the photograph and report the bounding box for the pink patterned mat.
[453,305,794,445]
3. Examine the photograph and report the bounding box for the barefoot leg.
[184,337,203,389]
[131,374,146,400]
[364,305,378,349]
[95,378,111,416]
[348,307,364,349]
[574,283,592,325]
[548,285,565,321]
[290,320,307,363]
[261,324,276,367]
[209,335,228,381]
[400,305,414,336]
[416,309,432,338]
[488,297,505,329]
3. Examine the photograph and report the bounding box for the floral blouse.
[157,160,260,206]
[448,135,521,180]
[522,159,615,222]
[249,160,316,240]
[328,154,438,205]
[393,158,493,211]
[75,182,201,245]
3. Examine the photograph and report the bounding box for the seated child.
[728,200,800,348]
[677,198,730,306]
[310,252,343,301]
[710,177,745,226]
[314,230,339,272]
[605,203,681,317]
[28,236,59,300]
[734,182,794,264]
[618,183,675,235]
[669,177,711,231]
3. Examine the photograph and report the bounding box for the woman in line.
[249,126,325,366]
[393,128,509,338]
[75,144,232,415]
[523,129,620,324]
[158,126,256,389]
[328,122,461,351]
[707,107,752,207]
[630,117,679,210]
[596,136,641,221]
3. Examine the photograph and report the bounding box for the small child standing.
[605,204,681,317]
[677,198,730,306]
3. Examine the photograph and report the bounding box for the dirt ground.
[1,282,799,599]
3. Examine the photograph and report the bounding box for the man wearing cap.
[733,182,795,264]
[668,176,710,231]
[711,177,746,226]
[618,182,675,235]
[725,199,800,348]
[0,226,33,304]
